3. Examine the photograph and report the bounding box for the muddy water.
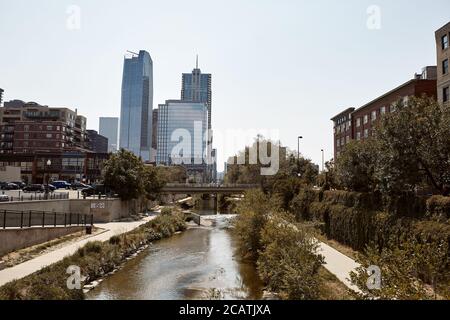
[87,203,263,300]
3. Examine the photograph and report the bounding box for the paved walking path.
[0,217,155,287]
[317,241,361,292]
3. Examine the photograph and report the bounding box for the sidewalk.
[0,217,155,287]
[317,241,361,292]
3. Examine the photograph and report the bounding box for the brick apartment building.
[331,66,437,159]
[0,100,109,183]
[436,22,450,105]
[0,100,90,154]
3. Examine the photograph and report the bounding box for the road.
[0,216,155,287]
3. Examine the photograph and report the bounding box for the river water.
[87,202,263,300]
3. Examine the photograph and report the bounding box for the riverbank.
[0,213,186,300]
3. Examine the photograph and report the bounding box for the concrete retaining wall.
[0,198,143,224]
[0,226,84,256]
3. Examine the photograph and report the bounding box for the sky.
[1,0,449,171]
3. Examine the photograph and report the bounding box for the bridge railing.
[164,183,259,189]
[0,209,94,229]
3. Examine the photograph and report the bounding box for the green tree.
[102,149,145,200]
[335,140,378,192]
[142,166,166,201]
[374,96,450,196]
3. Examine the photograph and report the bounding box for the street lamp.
[297,136,303,161]
[45,159,51,199]
[321,149,325,172]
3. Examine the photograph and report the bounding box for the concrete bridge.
[161,184,258,194]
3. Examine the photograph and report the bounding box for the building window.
[380,106,386,114]
[46,133,52,139]
[346,135,350,143]
[24,133,29,139]
[336,139,340,147]
[356,118,361,127]
[444,59,449,75]
[341,137,345,146]
[363,115,368,124]
[443,34,449,50]
[444,87,449,103]
[371,111,377,121]
[364,129,369,138]
[356,132,361,140]
[47,126,53,131]
[24,125,29,132]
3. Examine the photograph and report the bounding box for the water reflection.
[87,201,263,300]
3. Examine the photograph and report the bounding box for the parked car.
[81,184,109,197]
[23,184,45,193]
[51,181,72,189]
[2,183,20,190]
[11,181,26,189]
[0,195,9,202]
[71,182,89,190]
[44,184,56,193]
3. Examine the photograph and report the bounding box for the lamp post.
[297,136,303,161]
[45,159,51,199]
[321,149,325,172]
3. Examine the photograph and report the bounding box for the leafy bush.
[257,215,324,300]
[160,207,173,216]
[233,190,271,260]
[427,196,450,221]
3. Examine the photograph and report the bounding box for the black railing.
[0,192,69,202]
[0,209,93,229]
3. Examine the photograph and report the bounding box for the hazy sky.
[1,0,449,171]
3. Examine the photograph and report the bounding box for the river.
[87,201,264,300]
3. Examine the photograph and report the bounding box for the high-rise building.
[0,89,4,107]
[181,57,212,129]
[436,22,450,105]
[119,50,153,161]
[87,130,108,153]
[156,100,208,182]
[99,117,119,153]
[152,109,158,156]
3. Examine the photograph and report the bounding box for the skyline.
[1,0,450,170]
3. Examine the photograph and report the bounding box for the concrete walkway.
[0,217,155,287]
[317,241,361,292]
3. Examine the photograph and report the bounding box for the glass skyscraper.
[119,50,153,161]
[181,60,212,129]
[156,100,208,167]
[99,117,119,153]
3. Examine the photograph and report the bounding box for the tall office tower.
[151,109,158,159]
[156,100,208,182]
[436,22,450,105]
[0,88,4,106]
[181,57,212,129]
[99,117,119,153]
[119,50,153,161]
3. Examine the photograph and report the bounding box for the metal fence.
[0,192,69,202]
[0,210,93,229]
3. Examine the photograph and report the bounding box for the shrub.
[109,235,121,245]
[257,215,324,300]
[161,207,172,216]
[290,188,320,220]
[426,196,450,221]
